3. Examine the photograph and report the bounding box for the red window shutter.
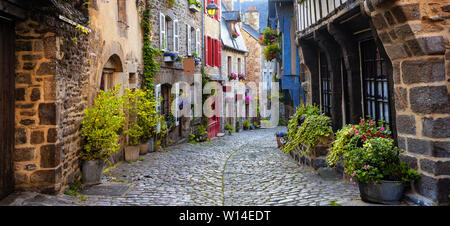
[215,40,219,67]
[208,37,213,66]
[205,35,208,66]
[218,41,221,67]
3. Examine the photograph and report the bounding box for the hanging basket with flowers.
[259,27,280,46]
[264,43,281,62]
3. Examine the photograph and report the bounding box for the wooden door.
[0,17,15,199]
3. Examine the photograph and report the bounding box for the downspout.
[202,0,205,67]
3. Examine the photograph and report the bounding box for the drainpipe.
[202,0,205,67]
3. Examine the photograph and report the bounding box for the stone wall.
[242,28,262,88]
[14,7,90,194]
[366,0,450,205]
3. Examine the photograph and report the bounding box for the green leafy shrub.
[137,90,160,142]
[189,124,208,143]
[81,85,125,160]
[123,89,144,146]
[243,120,251,129]
[281,105,332,155]
[225,122,234,134]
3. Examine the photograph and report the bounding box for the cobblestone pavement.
[3,127,366,206]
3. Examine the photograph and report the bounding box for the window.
[205,36,221,67]
[227,56,232,75]
[186,24,192,55]
[187,25,197,56]
[173,20,180,52]
[238,58,241,74]
[196,29,201,56]
[117,0,127,37]
[160,13,167,50]
[360,39,391,124]
[319,52,331,116]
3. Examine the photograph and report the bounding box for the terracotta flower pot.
[125,145,140,161]
[139,142,149,155]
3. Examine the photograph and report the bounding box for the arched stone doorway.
[100,54,123,91]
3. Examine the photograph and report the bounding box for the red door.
[207,102,221,138]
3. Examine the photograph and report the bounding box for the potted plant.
[224,122,234,135]
[235,121,240,132]
[327,119,420,204]
[134,89,158,154]
[229,72,237,81]
[80,85,125,185]
[163,51,176,62]
[154,119,168,152]
[243,120,251,130]
[123,89,144,162]
[188,0,201,12]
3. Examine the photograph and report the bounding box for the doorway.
[0,17,15,199]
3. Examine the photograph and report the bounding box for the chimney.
[244,7,259,31]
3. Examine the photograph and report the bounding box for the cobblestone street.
[1,127,364,206]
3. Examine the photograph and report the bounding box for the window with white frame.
[160,13,167,50]
[195,28,201,56]
[173,20,180,52]
[186,24,192,55]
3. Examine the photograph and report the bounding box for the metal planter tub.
[358,180,405,205]
[82,159,104,185]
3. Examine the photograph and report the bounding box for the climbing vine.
[141,6,162,93]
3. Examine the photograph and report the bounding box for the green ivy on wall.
[141,7,162,94]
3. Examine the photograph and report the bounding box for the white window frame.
[174,83,180,126]
[173,20,180,53]
[186,24,192,55]
[160,13,167,50]
[195,28,201,57]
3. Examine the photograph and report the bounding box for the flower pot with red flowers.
[326,119,420,204]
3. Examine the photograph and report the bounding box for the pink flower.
[352,182,356,185]
[355,130,359,134]
[350,130,353,135]
[381,127,385,131]
[360,119,364,125]
[352,172,356,177]
[349,178,353,182]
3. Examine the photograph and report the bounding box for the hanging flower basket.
[163,51,177,62]
[189,0,202,12]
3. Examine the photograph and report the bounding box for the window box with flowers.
[190,51,202,65]
[229,72,237,81]
[231,31,240,39]
[238,73,246,82]
[189,0,202,12]
[163,51,184,63]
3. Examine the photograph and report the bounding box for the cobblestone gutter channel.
[2,127,365,206]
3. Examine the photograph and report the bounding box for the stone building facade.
[0,1,93,195]
[293,0,449,205]
[149,0,203,144]
[0,0,206,197]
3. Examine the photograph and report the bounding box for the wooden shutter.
[205,35,208,65]
[187,24,191,55]
[196,29,201,56]
[155,84,162,132]
[160,13,166,50]
[218,41,222,67]
[173,20,179,52]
